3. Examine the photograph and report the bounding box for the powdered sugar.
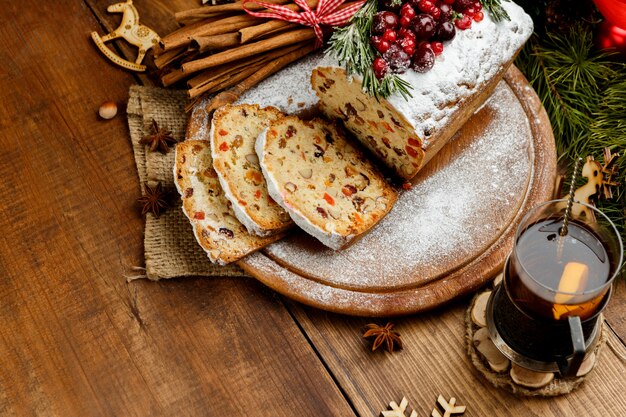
[262,81,533,290]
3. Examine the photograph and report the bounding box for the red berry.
[399,28,417,41]
[400,15,413,28]
[431,41,444,55]
[382,29,397,43]
[473,11,484,22]
[401,37,417,55]
[464,7,476,17]
[418,0,435,14]
[439,3,453,19]
[473,1,482,11]
[443,0,455,4]
[430,7,441,19]
[436,20,456,41]
[383,44,411,74]
[373,57,388,79]
[411,42,435,73]
[455,15,472,30]
[413,13,436,39]
[400,3,416,19]
[372,11,399,34]
[371,36,391,53]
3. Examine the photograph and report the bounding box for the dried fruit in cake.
[173,140,283,264]
[256,116,397,250]
[210,104,294,236]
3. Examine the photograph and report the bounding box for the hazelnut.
[98,101,118,119]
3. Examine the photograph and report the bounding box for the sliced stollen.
[210,104,293,236]
[256,116,398,250]
[173,140,283,264]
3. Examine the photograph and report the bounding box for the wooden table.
[1,1,625,415]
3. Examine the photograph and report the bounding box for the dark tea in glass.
[507,217,613,321]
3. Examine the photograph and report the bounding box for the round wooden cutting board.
[188,65,556,317]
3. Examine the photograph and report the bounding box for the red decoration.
[593,0,626,58]
[592,0,626,28]
[242,0,366,47]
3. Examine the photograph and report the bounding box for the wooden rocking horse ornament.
[91,0,160,72]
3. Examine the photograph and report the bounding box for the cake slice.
[173,140,283,264]
[210,104,293,236]
[256,116,398,250]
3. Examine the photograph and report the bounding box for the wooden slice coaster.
[465,285,606,396]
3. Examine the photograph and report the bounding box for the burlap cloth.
[127,85,249,280]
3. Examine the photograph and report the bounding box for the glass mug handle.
[556,316,586,377]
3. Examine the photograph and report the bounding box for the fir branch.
[480,0,510,22]
[327,0,413,99]
[515,23,626,250]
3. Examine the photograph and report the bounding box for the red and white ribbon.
[242,0,366,47]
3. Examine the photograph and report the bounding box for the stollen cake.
[230,0,533,181]
[173,140,283,264]
[210,104,294,237]
[256,116,398,250]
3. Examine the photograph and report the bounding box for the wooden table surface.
[1,1,625,416]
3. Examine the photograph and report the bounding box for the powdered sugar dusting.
[263,81,533,290]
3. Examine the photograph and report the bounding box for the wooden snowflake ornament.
[431,395,466,417]
[91,0,160,72]
[381,397,417,417]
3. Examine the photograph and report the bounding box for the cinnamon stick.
[181,28,315,74]
[160,15,262,51]
[175,0,291,22]
[239,20,297,43]
[187,42,305,95]
[154,46,186,69]
[190,33,240,53]
[197,43,316,114]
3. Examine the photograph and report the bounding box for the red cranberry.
[430,7,441,19]
[413,14,436,40]
[411,42,435,73]
[383,44,411,74]
[373,57,388,79]
[436,20,456,40]
[439,3,453,20]
[464,7,476,17]
[473,11,484,22]
[400,3,416,19]
[399,15,413,27]
[431,41,444,55]
[372,11,399,34]
[399,28,417,41]
[454,0,475,10]
[473,1,482,11]
[400,37,417,55]
[371,36,391,53]
[443,0,455,4]
[382,29,397,43]
[455,15,472,30]
[418,0,436,13]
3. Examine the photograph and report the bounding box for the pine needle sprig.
[327,0,413,99]
[481,0,510,22]
[515,23,626,248]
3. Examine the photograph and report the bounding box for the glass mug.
[488,199,623,377]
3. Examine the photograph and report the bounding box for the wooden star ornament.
[381,397,417,417]
[431,395,466,417]
[363,322,403,353]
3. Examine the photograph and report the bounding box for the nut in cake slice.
[210,104,294,237]
[256,116,398,250]
[173,140,283,264]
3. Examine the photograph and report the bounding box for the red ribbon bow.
[242,0,366,47]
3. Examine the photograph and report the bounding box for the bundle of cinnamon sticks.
[156,0,325,112]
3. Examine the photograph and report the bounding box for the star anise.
[140,119,177,154]
[138,182,169,217]
[363,322,403,353]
